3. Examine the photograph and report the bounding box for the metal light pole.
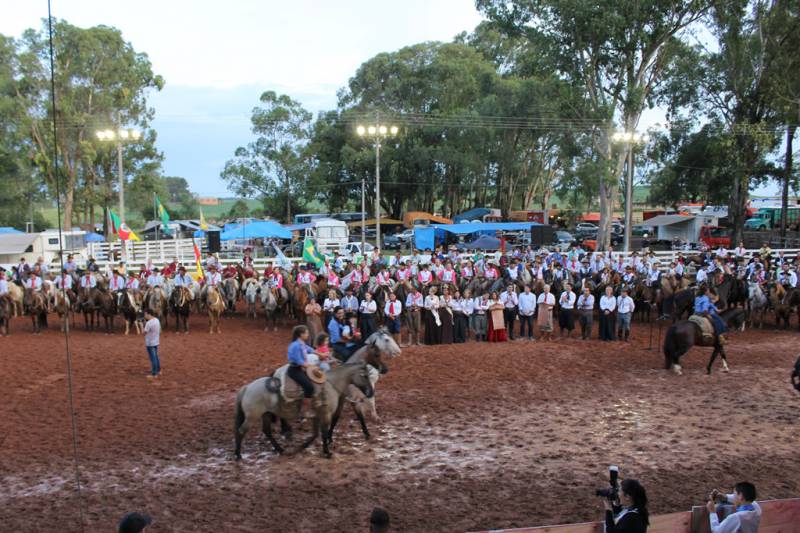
[356,118,398,251]
[612,130,649,254]
[97,121,141,227]
[361,175,366,255]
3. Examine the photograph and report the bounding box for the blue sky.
[3,1,781,198]
[3,0,483,196]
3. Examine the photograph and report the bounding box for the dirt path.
[1,311,798,532]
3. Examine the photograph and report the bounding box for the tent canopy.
[84,232,105,242]
[0,234,38,255]
[219,220,292,241]
[645,214,694,226]
[457,235,501,250]
[0,227,23,234]
[430,222,539,234]
[346,217,404,227]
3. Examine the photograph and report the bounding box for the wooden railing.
[470,498,800,533]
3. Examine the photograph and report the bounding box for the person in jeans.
[576,286,595,340]
[616,287,636,341]
[143,310,161,381]
[517,285,536,340]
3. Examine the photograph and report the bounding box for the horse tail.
[663,324,679,369]
[234,386,247,433]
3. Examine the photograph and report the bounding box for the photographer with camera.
[597,467,649,533]
[705,482,761,533]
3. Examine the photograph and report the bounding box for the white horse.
[243,278,260,320]
[747,281,768,329]
[233,360,374,460]
[260,281,279,331]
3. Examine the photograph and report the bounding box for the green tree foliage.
[220,91,312,223]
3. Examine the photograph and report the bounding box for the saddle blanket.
[273,364,322,402]
[688,314,714,342]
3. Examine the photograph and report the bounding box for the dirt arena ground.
[1,309,798,532]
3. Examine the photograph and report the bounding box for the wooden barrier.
[471,498,800,533]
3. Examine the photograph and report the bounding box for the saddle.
[689,314,715,343]
[273,364,323,403]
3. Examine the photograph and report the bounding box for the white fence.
[54,243,800,277]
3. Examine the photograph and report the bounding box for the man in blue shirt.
[328,307,357,361]
[694,287,726,342]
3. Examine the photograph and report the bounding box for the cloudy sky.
[3,0,484,196]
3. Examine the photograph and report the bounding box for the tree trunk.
[780,124,796,239]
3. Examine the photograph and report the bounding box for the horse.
[768,284,793,329]
[53,289,73,332]
[747,282,768,329]
[144,287,168,326]
[77,287,99,330]
[327,329,401,443]
[170,286,192,334]
[243,279,260,320]
[206,285,225,334]
[118,289,143,335]
[222,277,239,314]
[95,289,117,333]
[0,294,11,335]
[662,308,747,376]
[260,283,279,331]
[23,288,48,334]
[7,282,24,317]
[233,360,374,460]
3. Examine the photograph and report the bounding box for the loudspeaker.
[530,225,555,246]
[207,230,221,253]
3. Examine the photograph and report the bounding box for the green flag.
[302,237,325,267]
[155,195,171,233]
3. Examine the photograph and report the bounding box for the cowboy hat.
[306,366,327,384]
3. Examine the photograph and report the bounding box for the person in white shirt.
[599,285,617,341]
[517,285,536,340]
[423,287,442,345]
[499,285,519,340]
[451,290,471,343]
[733,242,746,258]
[616,287,636,341]
[0,269,8,297]
[323,289,340,314]
[706,482,761,533]
[536,284,556,341]
[126,273,140,292]
[557,283,576,338]
[24,272,43,291]
[359,292,378,339]
[404,286,424,346]
[108,270,126,292]
[173,267,194,289]
[576,286,595,340]
[384,292,402,343]
[341,288,359,320]
[80,272,97,290]
[778,264,798,288]
[696,265,709,285]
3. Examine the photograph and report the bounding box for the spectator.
[517,285,536,341]
[370,507,390,533]
[143,310,161,381]
[792,354,800,392]
[603,479,649,533]
[707,482,761,533]
[118,512,152,533]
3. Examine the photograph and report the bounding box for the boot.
[718,334,726,345]
[301,398,314,420]
[624,330,629,342]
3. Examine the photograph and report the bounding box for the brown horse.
[0,294,11,335]
[53,289,73,332]
[95,290,117,333]
[23,288,48,334]
[77,286,99,330]
[170,286,193,333]
[768,284,793,329]
[663,308,747,375]
[206,285,225,334]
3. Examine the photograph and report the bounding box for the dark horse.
[170,286,192,334]
[663,308,747,376]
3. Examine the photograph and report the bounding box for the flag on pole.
[272,242,292,270]
[109,209,141,241]
[192,238,205,281]
[302,237,325,268]
[199,206,208,230]
[155,195,171,233]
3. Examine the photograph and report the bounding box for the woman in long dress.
[486,291,508,342]
[440,286,454,344]
[536,284,556,341]
[423,287,442,345]
[304,300,323,347]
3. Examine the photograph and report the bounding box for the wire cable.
[46,2,86,531]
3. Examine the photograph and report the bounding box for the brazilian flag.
[155,195,171,234]
[302,237,325,268]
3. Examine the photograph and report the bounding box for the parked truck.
[744,206,800,230]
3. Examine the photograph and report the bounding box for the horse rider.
[395,262,412,285]
[267,265,284,293]
[0,268,8,297]
[417,264,433,290]
[778,263,797,289]
[146,268,164,289]
[54,269,76,301]
[201,263,223,305]
[286,325,320,419]
[328,306,359,360]
[694,286,727,344]
[80,270,97,291]
[174,266,195,298]
[645,261,661,287]
[108,269,126,293]
[205,251,220,272]
[242,247,254,270]
[126,271,141,292]
[222,262,238,280]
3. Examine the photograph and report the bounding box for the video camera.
[595,465,620,502]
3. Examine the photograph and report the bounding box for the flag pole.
[154,193,159,241]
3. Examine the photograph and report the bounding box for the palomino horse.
[23,288,48,334]
[118,289,143,335]
[170,286,192,334]
[7,282,24,317]
[53,289,73,332]
[327,329,401,443]
[0,294,12,335]
[233,361,374,460]
[206,285,226,334]
[662,308,747,375]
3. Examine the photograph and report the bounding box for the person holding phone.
[706,482,761,533]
